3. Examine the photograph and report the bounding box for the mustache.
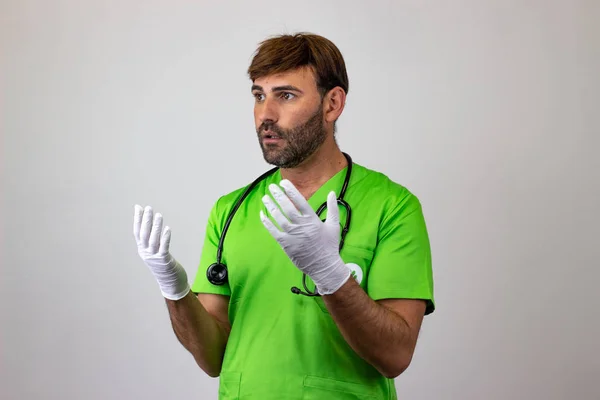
[257,122,286,138]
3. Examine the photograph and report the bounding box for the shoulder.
[210,168,279,216]
[352,163,422,218]
[217,186,249,207]
[209,185,250,219]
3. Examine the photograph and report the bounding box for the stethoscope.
[206,152,353,297]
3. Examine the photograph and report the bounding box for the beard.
[256,103,327,168]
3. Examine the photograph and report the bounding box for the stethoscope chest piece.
[207,263,228,285]
[206,152,353,295]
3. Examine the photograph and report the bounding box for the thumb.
[324,191,340,227]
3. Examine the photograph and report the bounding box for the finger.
[133,204,143,242]
[262,195,291,231]
[149,212,163,253]
[268,183,301,222]
[139,206,154,248]
[159,226,171,255]
[325,191,340,226]
[260,210,284,241]
[279,179,315,216]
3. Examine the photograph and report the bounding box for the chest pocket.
[313,244,375,313]
[341,244,374,288]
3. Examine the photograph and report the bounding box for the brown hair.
[247,32,349,97]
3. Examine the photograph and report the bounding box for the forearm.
[322,278,415,378]
[165,291,229,377]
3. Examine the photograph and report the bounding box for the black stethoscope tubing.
[206,152,353,295]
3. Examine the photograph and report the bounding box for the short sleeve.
[191,198,231,296]
[367,193,435,315]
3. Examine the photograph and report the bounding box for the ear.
[323,87,346,125]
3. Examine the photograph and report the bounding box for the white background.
[2,1,599,399]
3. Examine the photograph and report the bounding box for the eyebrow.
[251,84,304,94]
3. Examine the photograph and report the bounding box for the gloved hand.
[133,205,190,300]
[259,180,351,295]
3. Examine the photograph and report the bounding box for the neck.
[280,142,348,199]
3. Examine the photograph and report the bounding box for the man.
[133,32,435,399]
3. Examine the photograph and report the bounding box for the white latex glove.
[133,205,190,300]
[259,180,351,295]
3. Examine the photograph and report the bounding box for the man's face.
[252,67,327,168]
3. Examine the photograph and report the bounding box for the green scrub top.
[191,161,435,400]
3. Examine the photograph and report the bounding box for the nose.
[255,97,278,127]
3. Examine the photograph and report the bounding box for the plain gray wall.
[2,1,599,399]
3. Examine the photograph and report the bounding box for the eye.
[253,93,265,102]
[280,92,295,101]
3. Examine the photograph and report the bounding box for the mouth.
[262,130,281,138]
[262,130,283,142]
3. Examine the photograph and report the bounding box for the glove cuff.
[161,283,191,301]
[315,258,352,295]
[154,257,190,300]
